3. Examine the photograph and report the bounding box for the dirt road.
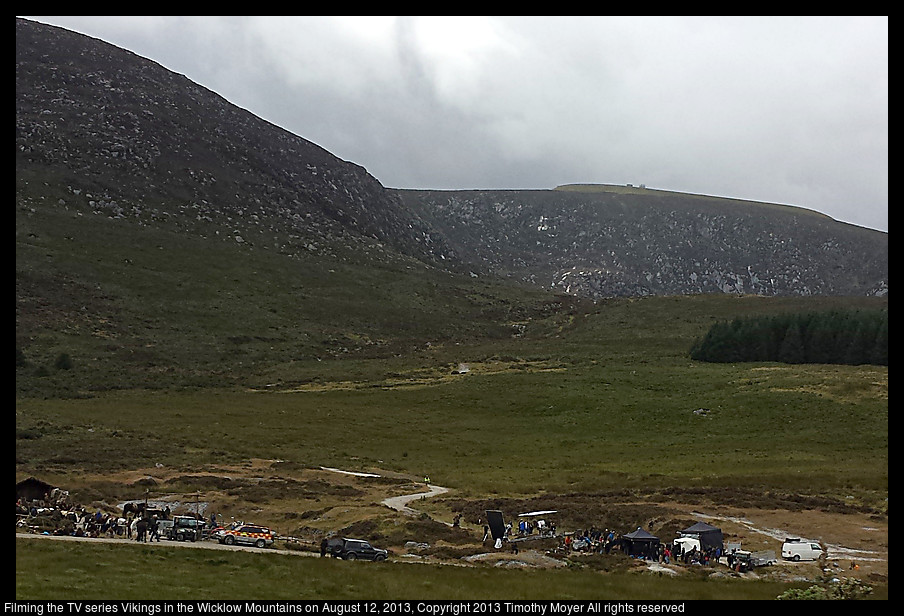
[16,533,328,556]
[382,483,449,515]
[16,531,320,555]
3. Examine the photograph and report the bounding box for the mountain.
[15,19,888,395]
[16,18,456,269]
[396,185,887,298]
[16,18,887,301]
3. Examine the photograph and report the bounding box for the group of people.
[638,541,721,566]
[563,527,622,554]
[680,543,721,566]
[131,514,163,542]
[479,519,559,544]
[18,500,155,541]
[557,527,725,567]
[18,493,124,538]
[517,518,556,537]
[16,491,202,543]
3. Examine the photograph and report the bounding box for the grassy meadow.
[16,200,888,599]
[15,292,889,600]
[17,294,888,499]
[16,539,807,600]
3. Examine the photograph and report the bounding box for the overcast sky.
[25,16,888,232]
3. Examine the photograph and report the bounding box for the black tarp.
[680,521,723,551]
[485,510,506,541]
[621,527,660,557]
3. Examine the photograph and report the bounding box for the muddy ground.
[34,459,887,585]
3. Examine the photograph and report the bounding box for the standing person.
[320,537,329,557]
[482,525,490,542]
[149,516,160,542]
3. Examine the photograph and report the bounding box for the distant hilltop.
[555,184,834,219]
[397,185,886,298]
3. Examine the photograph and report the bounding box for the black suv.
[326,538,388,561]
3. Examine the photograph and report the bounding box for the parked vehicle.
[325,537,388,561]
[156,518,174,537]
[167,515,205,542]
[204,525,225,541]
[732,550,777,571]
[217,524,275,548]
[781,538,825,562]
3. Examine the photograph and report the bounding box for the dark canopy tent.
[680,521,724,551]
[16,477,55,502]
[621,527,660,557]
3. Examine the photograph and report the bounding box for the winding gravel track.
[381,484,449,515]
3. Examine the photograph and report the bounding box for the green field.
[16,201,888,600]
[16,538,814,600]
[16,294,888,600]
[16,293,888,499]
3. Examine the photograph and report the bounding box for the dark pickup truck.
[325,537,388,561]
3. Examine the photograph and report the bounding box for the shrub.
[777,578,873,600]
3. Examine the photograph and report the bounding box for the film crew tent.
[680,521,724,551]
[621,527,660,557]
[16,477,55,502]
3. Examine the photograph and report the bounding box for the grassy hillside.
[16,195,888,533]
[16,197,576,398]
[17,290,888,499]
[16,205,888,599]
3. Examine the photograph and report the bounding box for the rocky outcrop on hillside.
[396,189,887,298]
[16,18,455,267]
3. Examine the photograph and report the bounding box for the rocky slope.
[16,18,455,269]
[397,187,887,298]
[17,18,887,300]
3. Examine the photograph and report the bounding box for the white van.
[781,538,825,561]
